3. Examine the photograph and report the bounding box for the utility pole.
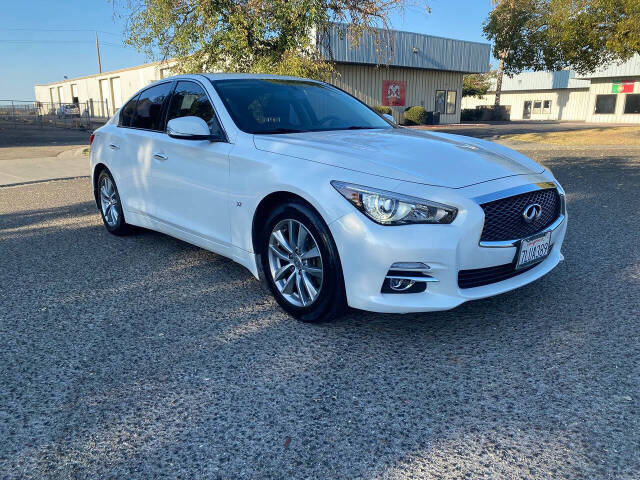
[96,31,102,74]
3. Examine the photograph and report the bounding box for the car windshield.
[212,79,393,134]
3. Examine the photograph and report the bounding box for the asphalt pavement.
[1,147,639,478]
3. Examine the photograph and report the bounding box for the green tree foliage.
[120,0,425,80]
[484,0,640,75]
[463,71,497,97]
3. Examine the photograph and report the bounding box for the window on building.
[624,94,640,114]
[533,101,542,114]
[446,90,457,114]
[435,90,446,114]
[595,94,617,114]
[167,81,223,136]
[131,82,173,131]
[119,94,139,127]
[543,100,552,114]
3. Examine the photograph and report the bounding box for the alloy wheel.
[99,176,119,227]
[268,219,323,307]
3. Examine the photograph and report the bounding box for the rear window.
[131,82,173,131]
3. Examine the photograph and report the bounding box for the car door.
[115,82,173,217]
[150,80,233,253]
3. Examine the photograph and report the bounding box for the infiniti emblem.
[522,203,542,223]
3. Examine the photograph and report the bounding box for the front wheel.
[260,202,346,322]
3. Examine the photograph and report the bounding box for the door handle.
[108,143,119,150]
[152,153,168,161]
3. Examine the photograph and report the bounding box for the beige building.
[34,61,175,119]
[462,56,640,123]
[34,25,490,124]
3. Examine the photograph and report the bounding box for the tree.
[119,0,427,81]
[483,0,538,107]
[462,71,497,98]
[484,0,640,78]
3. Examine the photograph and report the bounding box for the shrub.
[402,106,427,125]
[372,105,392,115]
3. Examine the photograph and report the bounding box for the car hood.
[253,128,544,189]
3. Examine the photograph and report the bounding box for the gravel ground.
[1,148,639,479]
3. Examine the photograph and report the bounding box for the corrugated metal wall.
[331,64,463,124]
[322,24,490,74]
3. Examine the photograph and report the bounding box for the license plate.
[516,231,551,269]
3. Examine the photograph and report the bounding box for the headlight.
[331,181,457,225]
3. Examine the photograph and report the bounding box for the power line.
[4,28,120,37]
[0,39,132,48]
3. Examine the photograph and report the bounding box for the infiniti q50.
[90,74,567,322]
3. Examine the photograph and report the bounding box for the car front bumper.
[328,183,567,314]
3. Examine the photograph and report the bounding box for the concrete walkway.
[0,147,90,187]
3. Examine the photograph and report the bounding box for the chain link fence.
[0,100,112,130]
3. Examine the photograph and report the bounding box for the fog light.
[389,278,416,291]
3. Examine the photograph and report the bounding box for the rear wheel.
[260,202,346,322]
[96,169,130,235]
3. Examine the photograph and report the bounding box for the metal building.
[462,56,640,123]
[34,25,490,124]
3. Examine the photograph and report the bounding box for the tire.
[259,201,346,322]
[96,169,131,235]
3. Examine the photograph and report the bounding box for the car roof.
[156,72,322,84]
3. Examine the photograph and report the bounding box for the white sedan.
[90,74,567,322]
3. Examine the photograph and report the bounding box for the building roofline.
[34,59,174,87]
[329,22,491,48]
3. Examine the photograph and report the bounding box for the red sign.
[382,80,406,106]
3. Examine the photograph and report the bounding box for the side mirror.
[383,113,395,124]
[167,116,215,140]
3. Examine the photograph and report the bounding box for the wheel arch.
[251,191,326,255]
[92,163,109,206]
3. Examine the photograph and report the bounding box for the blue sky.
[1,0,494,100]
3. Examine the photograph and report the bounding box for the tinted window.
[595,94,616,114]
[119,94,138,127]
[213,79,391,134]
[167,81,223,136]
[624,94,640,114]
[131,82,173,131]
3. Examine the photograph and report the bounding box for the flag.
[612,82,634,93]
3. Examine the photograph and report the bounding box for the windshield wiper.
[344,126,379,130]
[255,128,309,134]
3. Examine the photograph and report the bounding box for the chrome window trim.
[474,181,566,248]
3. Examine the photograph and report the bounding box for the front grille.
[458,246,552,289]
[480,188,561,242]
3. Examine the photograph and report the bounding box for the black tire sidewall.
[97,170,129,235]
[259,202,346,322]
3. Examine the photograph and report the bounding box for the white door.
[150,80,232,251]
[99,79,110,117]
[116,83,173,217]
[111,77,122,109]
